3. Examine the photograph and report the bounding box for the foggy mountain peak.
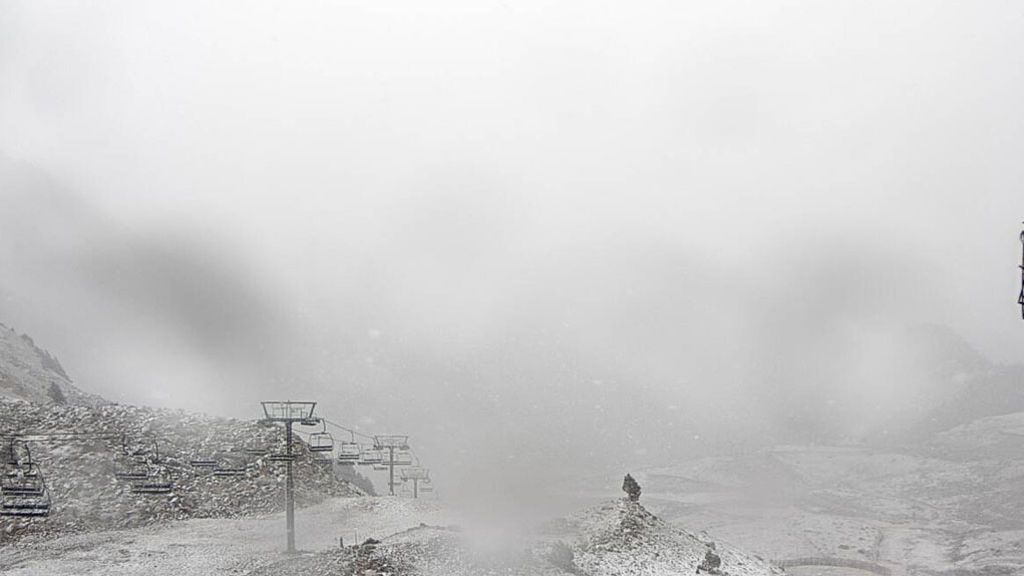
[0,321,102,406]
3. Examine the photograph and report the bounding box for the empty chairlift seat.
[392,449,414,466]
[308,421,335,453]
[359,446,383,466]
[131,480,173,494]
[337,442,361,465]
[1,464,52,517]
[115,457,151,481]
[131,468,173,494]
[244,445,268,456]
[213,465,247,477]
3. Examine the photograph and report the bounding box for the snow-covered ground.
[0,496,451,575]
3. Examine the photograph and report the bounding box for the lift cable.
[319,416,376,438]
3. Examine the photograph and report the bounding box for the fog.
[2,0,1024,491]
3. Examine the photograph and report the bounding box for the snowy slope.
[0,322,103,406]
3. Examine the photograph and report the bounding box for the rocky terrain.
[250,498,782,576]
[588,434,1024,576]
[0,323,102,406]
[0,398,363,543]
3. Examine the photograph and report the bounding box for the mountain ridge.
[0,322,104,406]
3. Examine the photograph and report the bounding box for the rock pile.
[565,499,783,576]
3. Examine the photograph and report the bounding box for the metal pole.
[286,421,296,553]
[388,446,395,495]
[413,478,418,499]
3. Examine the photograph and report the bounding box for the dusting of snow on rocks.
[565,498,783,576]
[0,398,363,542]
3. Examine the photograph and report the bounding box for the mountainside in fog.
[858,324,1024,442]
[0,322,104,406]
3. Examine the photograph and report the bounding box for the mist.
[3,0,1024,495]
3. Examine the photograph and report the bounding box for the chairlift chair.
[1,497,51,516]
[2,464,46,497]
[1,490,51,516]
[269,453,296,462]
[115,456,151,481]
[308,422,335,453]
[131,480,173,494]
[213,465,247,477]
[393,449,414,466]
[358,446,383,466]
[190,459,218,469]
[130,463,173,495]
[337,441,361,465]
[1,463,52,517]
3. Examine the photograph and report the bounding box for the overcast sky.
[2,1,1024,485]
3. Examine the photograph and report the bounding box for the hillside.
[850,324,1024,442]
[0,323,102,406]
[0,398,363,542]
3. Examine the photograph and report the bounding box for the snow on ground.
[0,496,451,576]
[564,498,782,576]
[2,495,787,576]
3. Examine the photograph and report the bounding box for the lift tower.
[400,466,430,499]
[373,435,409,495]
[261,401,319,553]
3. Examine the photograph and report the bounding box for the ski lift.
[358,445,383,466]
[337,441,361,465]
[115,455,151,481]
[1,458,52,517]
[118,457,172,494]
[392,449,413,466]
[190,459,217,469]
[213,465,247,477]
[244,445,268,456]
[131,478,173,494]
[269,453,296,462]
[372,462,388,471]
[308,422,334,453]
[2,464,45,496]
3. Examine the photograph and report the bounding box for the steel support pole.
[286,421,296,553]
[413,478,418,499]
[388,446,395,495]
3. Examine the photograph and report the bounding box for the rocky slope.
[0,323,103,406]
[0,398,363,542]
[560,498,782,576]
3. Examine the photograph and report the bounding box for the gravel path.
[0,497,452,575]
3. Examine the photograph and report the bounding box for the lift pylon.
[261,400,318,553]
